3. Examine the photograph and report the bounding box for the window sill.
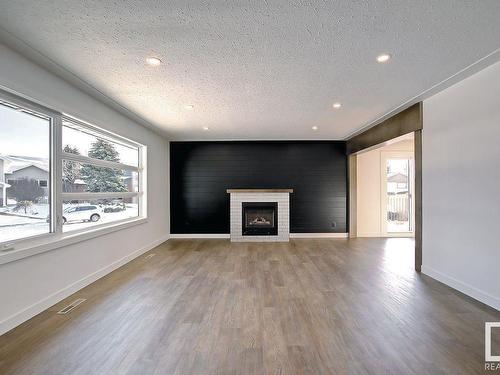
[0,217,148,265]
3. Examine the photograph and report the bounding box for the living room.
[0,2,499,374]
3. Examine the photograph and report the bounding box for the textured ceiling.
[1,1,500,140]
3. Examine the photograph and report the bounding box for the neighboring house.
[0,181,9,207]
[0,158,10,206]
[72,179,87,193]
[122,170,136,191]
[0,155,50,204]
[387,172,409,194]
[122,171,138,203]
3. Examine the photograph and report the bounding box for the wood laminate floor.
[1,238,499,374]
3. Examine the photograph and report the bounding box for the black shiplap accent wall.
[170,141,347,234]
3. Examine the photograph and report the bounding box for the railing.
[387,193,409,221]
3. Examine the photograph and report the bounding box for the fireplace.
[242,202,278,236]
[228,189,292,242]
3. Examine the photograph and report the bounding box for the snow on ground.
[0,204,138,243]
[63,205,138,233]
[0,203,49,218]
[0,214,44,225]
[0,221,49,242]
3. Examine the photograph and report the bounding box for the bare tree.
[13,200,33,214]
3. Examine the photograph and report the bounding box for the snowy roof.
[387,173,408,183]
[0,155,49,174]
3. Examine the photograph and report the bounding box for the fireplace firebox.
[242,202,278,236]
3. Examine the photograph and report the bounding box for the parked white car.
[62,205,101,224]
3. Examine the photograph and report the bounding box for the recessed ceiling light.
[145,57,162,66]
[312,126,318,131]
[332,102,342,109]
[184,104,194,110]
[376,53,391,63]
[203,126,209,131]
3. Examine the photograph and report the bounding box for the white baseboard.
[0,234,169,336]
[422,265,500,311]
[170,233,348,239]
[290,233,348,238]
[169,234,230,239]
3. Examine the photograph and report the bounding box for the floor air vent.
[57,298,86,315]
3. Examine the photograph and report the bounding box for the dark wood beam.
[346,103,422,155]
[414,129,423,272]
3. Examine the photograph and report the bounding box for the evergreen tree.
[81,139,127,192]
[63,145,81,192]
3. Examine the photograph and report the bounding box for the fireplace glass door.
[242,202,278,236]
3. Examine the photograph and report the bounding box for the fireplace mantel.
[227,189,293,194]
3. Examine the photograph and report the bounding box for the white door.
[380,151,414,236]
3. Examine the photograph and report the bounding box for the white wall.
[422,60,500,310]
[356,138,414,237]
[0,43,170,334]
[356,148,382,236]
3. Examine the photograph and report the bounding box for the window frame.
[60,116,145,233]
[0,88,147,262]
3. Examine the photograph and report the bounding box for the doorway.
[354,134,415,238]
[346,103,423,271]
[381,151,414,236]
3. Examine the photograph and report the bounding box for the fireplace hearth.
[242,202,278,236]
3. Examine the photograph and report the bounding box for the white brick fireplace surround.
[227,189,293,242]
